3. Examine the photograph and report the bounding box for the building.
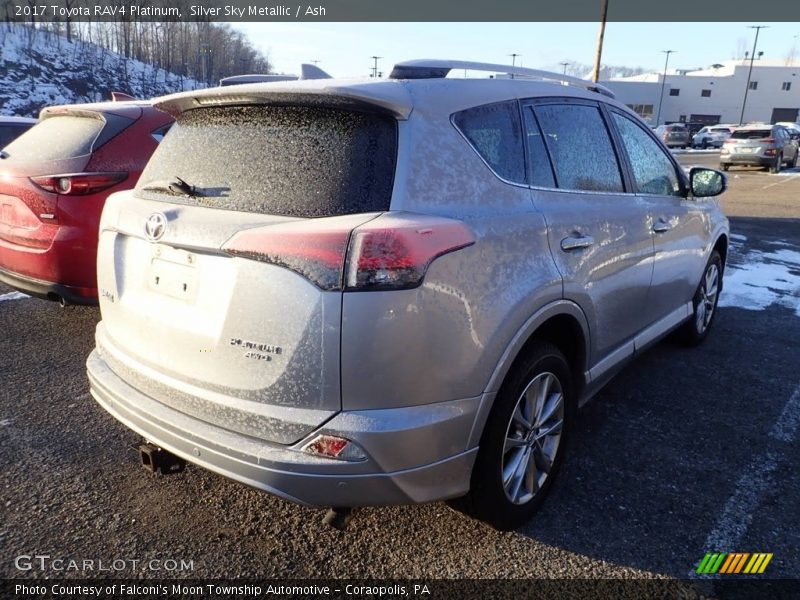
[602,60,800,126]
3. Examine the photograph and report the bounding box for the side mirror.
[689,167,726,198]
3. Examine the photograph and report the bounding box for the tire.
[769,155,781,174]
[677,250,722,346]
[721,164,729,171]
[453,342,574,530]
[701,140,709,149]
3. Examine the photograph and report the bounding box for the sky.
[233,22,800,78]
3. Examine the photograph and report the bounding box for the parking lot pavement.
[0,187,798,587]
[675,150,800,219]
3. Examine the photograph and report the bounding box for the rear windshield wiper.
[140,176,200,197]
[0,150,8,159]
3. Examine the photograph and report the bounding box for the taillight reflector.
[30,172,128,196]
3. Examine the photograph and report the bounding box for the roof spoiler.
[111,92,136,102]
[389,59,616,99]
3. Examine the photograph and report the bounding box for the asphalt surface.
[1,155,798,592]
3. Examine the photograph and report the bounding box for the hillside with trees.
[0,23,272,116]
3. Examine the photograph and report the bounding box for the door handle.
[652,221,672,233]
[560,235,595,251]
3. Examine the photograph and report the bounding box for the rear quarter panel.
[340,108,564,410]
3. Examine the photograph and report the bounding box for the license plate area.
[148,246,197,301]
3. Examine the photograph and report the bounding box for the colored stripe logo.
[697,552,773,574]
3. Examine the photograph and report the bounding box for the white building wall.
[603,64,800,126]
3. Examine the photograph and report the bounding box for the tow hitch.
[138,442,186,475]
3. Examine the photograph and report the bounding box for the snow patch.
[0,291,29,302]
[719,243,800,316]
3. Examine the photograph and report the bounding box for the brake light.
[761,138,775,143]
[344,214,475,291]
[222,220,351,290]
[221,213,476,292]
[30,172,128,196]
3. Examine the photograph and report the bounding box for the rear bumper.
[0,225,99,301]
[0,265,97,305]
[86,349,479,507]
[720,155,773,166]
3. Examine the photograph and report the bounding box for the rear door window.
[533,103,624,193]
[2,114,119,161]
[136,105,398,218]
[522,108,556,188]
[452,101,525,184]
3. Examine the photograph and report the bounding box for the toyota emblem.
[145,212,167,242]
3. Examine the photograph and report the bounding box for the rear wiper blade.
[141,176,200,197]
[0,151,8,159]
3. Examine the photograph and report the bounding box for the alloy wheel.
[695,262,719,334]
[502,372,564,505]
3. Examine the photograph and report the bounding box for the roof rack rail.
[389,59,615,99]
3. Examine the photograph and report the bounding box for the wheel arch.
[467,301,590,448]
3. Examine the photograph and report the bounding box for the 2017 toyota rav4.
[86,60,729,530]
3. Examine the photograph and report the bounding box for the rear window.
[0,123,34,149]
[3,115,106,161]
[731,129,771,140]
[136,105,398,218]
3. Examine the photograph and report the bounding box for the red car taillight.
[29,172,128,196]
[222,213,476,292]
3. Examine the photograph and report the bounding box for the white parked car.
[692,126,733,149]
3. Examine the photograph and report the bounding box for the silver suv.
[720,124,799,173]
[87,60,729,530]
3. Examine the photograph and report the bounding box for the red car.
[0,100,173,305]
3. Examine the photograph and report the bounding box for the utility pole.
[560,61,570,75]
[591,0,609,83]
[655,50,675,127]
[508,53,521,79]
[740,25,768,125]
[370,56,382,78]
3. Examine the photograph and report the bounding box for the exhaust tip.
[46,292,66,307]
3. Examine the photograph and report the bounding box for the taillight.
[221,215,357,291]
[344,214,475,291]
[222,212,476,292]
[30,172,128,196]
[760,138,775,143]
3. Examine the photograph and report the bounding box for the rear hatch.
[0,109,136,252]
[725,128,773,156]
[96,103,398,444]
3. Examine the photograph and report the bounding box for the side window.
[522,108,556,188]
[453,100,525,184]
[612,112,683,197]
[534,103,624,192]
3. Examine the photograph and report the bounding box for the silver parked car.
[87,60,729,530]
[720,125,799,173]
[654,123,690,148]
